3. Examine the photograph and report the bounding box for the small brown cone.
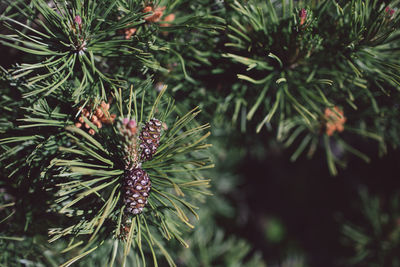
[139,118,162,161]
[124,168,151,215]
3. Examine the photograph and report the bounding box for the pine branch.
[0,82,212,265]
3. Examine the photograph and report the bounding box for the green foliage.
[0,0,223,102]
[0,84,213,265]
[0,0,158,100]
[219,0,400,174]
[341,188,400,267]
[2,0,400,265]
[177,225,266,267]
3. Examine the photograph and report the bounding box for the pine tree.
[0,0,218,265]
[1,0,400,266]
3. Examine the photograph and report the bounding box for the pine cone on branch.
[139,118,162,161]
[124,168,151,215]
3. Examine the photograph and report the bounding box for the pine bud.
[74,15,82,26]
[124,28,137,39]
[94,121,102,129]
[160,13,175,27]
[325,106,346,136]
[299,8,307,26]
[385,6,395,18]
[143,6,166,23]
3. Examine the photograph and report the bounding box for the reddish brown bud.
[325,106,346,136]
[299,8,307,26]
[160,13,175,27]
[144,6,166,23]
[385,6,395,17]
[124,28,137,39]
[95,108,104,118]
[100,101,110,111]
[143,6,152,13]
[74,15,82,25]
[94,120,102,128]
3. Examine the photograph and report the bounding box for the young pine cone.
[139,118,162,161]
[124,168,151,215]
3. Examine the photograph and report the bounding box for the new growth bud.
[74,15,82,25]
[385,6,395,17]
[122,118,138,135]
[299,8,307,26]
